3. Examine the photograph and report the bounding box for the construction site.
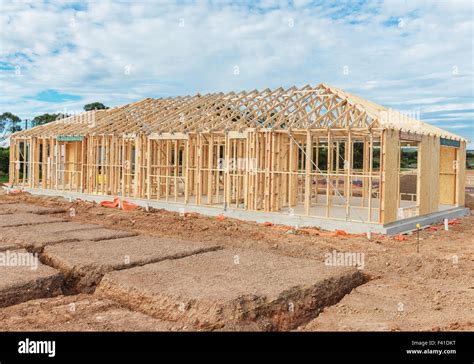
[0,84,472,332]
[7,84,469,234]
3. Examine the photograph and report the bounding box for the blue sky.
[0,0,473,147]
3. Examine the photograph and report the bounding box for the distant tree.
[84,102,108,111]
[32,113,61,127]
[0,147,9,176]
[0,112,21,134]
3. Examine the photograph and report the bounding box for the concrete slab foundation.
[9,188,471,235]
[384,207,471,235]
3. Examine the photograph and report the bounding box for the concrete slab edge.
[8,187,471,235]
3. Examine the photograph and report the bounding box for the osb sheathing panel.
[439,174,456,205]
[456,141,466,206]
[440,146,457,173]
[439,146,456,205]
[418,135,440,215]
[381,129,399,224]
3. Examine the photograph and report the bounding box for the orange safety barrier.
[99,197,121,208]
[99,197,138,211]
[334,229,348,237]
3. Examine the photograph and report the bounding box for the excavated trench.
[95,249,370,331]
[3,243,370,331]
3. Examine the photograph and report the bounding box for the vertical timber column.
[367,132,374,222]
[381,129,400,224]
[431,137,441,211]
[147,137,152,201]
[30,138,36,188]
[184,137,190,204]
[225,132,231,209]
[49,138,54,190]
[345,130,352,219]
[417,135,440,215]
[264,131,271,212]
[304,130,312,215]
[121,137,126,200]
[196,134,203,205]
[133,136,140,198]
[8,139,15,186]
[456,140,466,207]
[81,138,86,193]
[207,135,214,205]
[326,130,332,217]
[288,134,295,207]
[243,133,250,209]
[22,139,27,188]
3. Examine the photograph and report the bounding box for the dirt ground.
[96,249,365,331]
[0,188,472,331]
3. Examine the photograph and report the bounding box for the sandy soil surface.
[43,235,221,293]
[0,189,472,331]
[0,202,66,215]
[0,212,66,228]
[0,249,63,308]
[97,249,365,330]
[0,294,194,331]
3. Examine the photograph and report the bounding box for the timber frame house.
[8,83,468,229]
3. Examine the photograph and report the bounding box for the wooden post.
[345,130,352,219]
[147,137,152,201]
[208,135,214,205]
[381,129,400,223]
[9,139,15,186]
[456,141,466,207]
[305,130,312,215]
[368,132,374,222]
[326,130,332,217]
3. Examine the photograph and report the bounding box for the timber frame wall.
[8,84,468,225]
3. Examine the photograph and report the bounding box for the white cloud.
[0,0,472,145]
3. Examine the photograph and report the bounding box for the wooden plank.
[368,133,374,222]
[149,132,189,140]
[304,131,312,215]
[417,136,439,214]
[147,138,151,200]
[326,130,332,217]
[456,141,466,207]
[381,129,399,223]
[345,130,352,219]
